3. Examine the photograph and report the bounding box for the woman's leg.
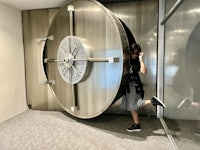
[143,100,152,106]
[143,97,166,108]
[131,111,140,124]
[127,111,141,132]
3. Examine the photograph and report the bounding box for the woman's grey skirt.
[120,81,144,111]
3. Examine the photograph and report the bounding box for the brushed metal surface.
[23,9,62,110]
[44,0,129,118]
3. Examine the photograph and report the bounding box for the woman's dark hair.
[129,43,141,70]
[130,43,142,52]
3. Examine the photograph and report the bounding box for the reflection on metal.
[177,97,190,109]
[185,21,200,103]
[43,0,129,118]
[161,0,184,25]
[164,0,200,120]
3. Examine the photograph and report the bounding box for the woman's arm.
[139,52,147,74]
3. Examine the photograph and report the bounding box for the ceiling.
[0,0,135,10]
[0,0,69,10]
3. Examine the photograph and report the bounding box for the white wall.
[0,2,28,122]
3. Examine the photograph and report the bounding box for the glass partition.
[164,0,200,149]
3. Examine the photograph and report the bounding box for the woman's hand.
[139,52,144,61]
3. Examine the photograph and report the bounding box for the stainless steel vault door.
[43,0,129,119]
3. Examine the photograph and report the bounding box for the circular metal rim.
[42,0,128,119]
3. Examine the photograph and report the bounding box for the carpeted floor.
[165,119,200,150]
[0,110,172,150]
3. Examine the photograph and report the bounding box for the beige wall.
[0,2,28,122]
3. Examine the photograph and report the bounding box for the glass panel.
[164,0,200,149]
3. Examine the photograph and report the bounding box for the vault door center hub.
[64,53,74,68]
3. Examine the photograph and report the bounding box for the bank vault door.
[43,0,132,119]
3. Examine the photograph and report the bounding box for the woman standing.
[121,43,166,132]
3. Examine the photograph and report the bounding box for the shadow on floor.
[62,111,167,141]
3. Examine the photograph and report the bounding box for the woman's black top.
[113,58,144,102]
[128,58,144,99]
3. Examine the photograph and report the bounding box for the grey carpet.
[165,119,200,150]
[0,110,172,150]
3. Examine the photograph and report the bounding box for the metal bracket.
[43,58,57,63]
[71,106,78,112]
[40,80,55,85]
[87,57,119,63]
[36,35,54,42]
[108,57,119,63]
[68,5,74,11]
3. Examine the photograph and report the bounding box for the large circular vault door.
[43,0,129,119]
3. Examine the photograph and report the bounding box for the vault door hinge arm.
[68,5,75,36]
[68,5,78,112]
